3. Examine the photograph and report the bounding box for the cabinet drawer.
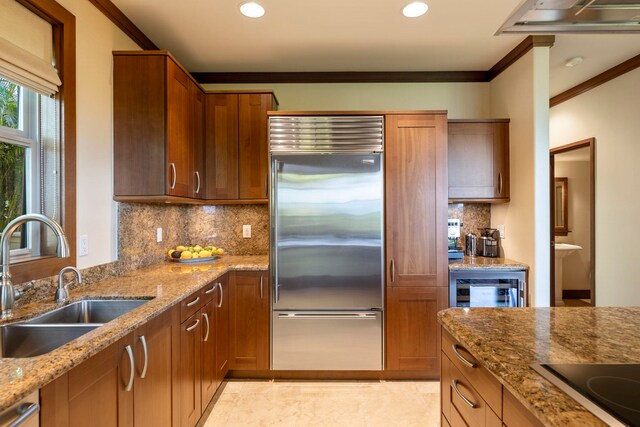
[181,289,203,322]
[201,281,218,305]
[0,390,39,427]
[443,330,502,416]
[448,355,500,427]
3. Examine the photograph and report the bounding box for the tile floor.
[201,380,441,426]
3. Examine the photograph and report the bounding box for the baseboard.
[227,369,439,381]
[562,289,591,299]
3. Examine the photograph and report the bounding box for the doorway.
[550,138,595,307]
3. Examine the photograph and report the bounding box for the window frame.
[9,0,76,285]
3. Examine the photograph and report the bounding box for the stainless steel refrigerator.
[270,116,384,371]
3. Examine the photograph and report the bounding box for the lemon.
[193,245,203,252]
[176,245,187,252]
[216,248,224,255]
[168,249,175,257]
[199,250,211,258]
[180,251,193,259]
[192,252,200,259]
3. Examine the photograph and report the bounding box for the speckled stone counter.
[448,256,528,271]
[0,255,267,411]
[438,307,640,426]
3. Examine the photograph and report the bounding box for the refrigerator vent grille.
[269,116,384,152]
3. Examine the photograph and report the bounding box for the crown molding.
[87,0,158,50]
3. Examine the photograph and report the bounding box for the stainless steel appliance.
[531,363,639,427]
[477,228,500,258]
[464,233,477,257]
[269,115,384,371]
[449,269,526,307]
[448,219,464,260]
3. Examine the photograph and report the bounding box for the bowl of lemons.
[167,245,224,263]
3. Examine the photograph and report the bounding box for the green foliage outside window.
[0,78,25,232]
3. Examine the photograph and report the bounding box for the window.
[0,0,76,284]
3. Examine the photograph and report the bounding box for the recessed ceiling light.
[564,56,584,67]
[403,1,429,18]
[240,2,265,18]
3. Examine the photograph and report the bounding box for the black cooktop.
[532,363,640,427]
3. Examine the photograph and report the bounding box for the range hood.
[497,0,640,33]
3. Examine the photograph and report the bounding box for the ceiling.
[111,0,640,96]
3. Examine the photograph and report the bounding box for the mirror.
[554,177,568,236]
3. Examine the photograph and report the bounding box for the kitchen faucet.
[0,214,70,318]
[56,266,81,303]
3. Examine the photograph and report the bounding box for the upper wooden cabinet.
[385,113,448,288]
[114,51,204,201]
[448,119,510,203]
[205,92,277,202]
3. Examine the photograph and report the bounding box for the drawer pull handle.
[452,379,477,409]
[452,344,477,368]
[195,171,201,194]
[186,296,200,307]
[4,402,39,426]
[205,284,216,294]
[186,318,200,332]
[390,258,395,282]
[217,283,223,308]
[169,163,177,190]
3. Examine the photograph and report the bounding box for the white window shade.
[0,0,61,96]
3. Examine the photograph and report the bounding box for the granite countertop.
[0,255,268,411]
[448,256,528,271]
[438,307,640,426]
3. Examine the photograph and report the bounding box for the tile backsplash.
[448,203,491,248]
[15,202,269,306]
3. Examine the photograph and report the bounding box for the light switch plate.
[496,224,505,239]
[79,235,89,257]
[156,227,163,243]
[242,224,251,238]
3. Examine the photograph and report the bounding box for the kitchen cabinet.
[384,113,448,377]
[204,92,277,203]
[385,286,447,376]
[385,113,448,288]
[441,329,540,427]
[113,51,204,202]
[229,271,270,371]
[448,119,510,203]
[215,275,230,385]
[40,308,175,427]
[178,312,202,427]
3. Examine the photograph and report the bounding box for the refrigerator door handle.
[273,159,281,304]
[277,312,379,320]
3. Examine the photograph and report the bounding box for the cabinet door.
[192,84,205,199]
[166,59,193,197]
[205,94,239,199]
[133,309,173,427]
[385,286,447,375]
[229,271,269,370]
[178,313,202,427]
[385,114,448,287]
[215,274,230,385]
[40,334,135,427]
[448,121,509,201]
[201,300,217,408]
[238,94,271,200]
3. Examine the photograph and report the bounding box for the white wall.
[550,66,640,307]
[489,48,551,307]
[202,82,491,118]
[54,0,140,268]
[554,159,591,292]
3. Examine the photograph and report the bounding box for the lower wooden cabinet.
[178,312,203,427]
[41,309,174,427]
[229,271,269,370]
[385,286,447,376]
[215,274,230,383]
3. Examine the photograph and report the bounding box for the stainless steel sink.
[24,299,149,325]
[0,324,100,358]
[0,298,150,358]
